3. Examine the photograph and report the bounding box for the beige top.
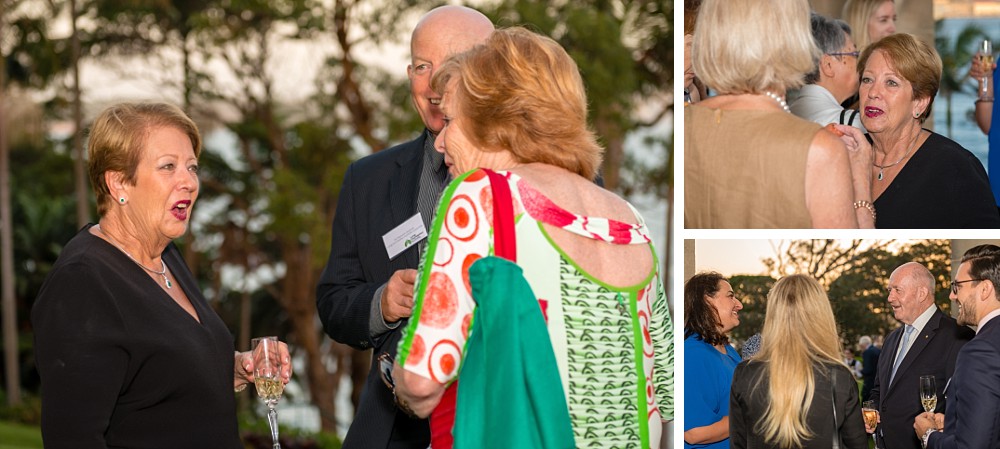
[684,103,820,229]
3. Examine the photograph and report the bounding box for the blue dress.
[684,332,742,449]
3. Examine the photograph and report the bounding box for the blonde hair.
[858,33,941,123]
[693,0,818,94]
[88,102,202,216]
[430,27,603,180]
[755,275,844,449]
[842,0,893,51]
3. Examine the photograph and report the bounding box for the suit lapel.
[882,326,902,392]
[388,131,428,269]
[888,308,942,393]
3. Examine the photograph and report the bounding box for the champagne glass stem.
[267,406,281,449]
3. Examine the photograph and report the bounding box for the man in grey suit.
[916,244,1000,449]
[867,262,974,449]
[315,6,493,448]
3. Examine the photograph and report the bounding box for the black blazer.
[861,344,881,401]
[927,316,1000,449]
[871,308,974,449]
[316,132,431,449]
[730,359,868,449]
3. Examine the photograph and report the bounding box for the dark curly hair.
[684,271,730,346]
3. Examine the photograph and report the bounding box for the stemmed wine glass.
[252,336,285,449]
[920,375,938,413]
[979,40,994,101]
[862,400,880,449]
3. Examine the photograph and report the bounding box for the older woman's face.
[126,126,199,241]
[434,80,481,177]
[859,50,926,133]
[868,1,896,43]
[707,280,742,334]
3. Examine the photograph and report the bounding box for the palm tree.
[935,20,992,138]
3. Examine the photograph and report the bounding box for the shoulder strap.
[840,109,860,127]
[831,366,841,449]
[484,169,517,262]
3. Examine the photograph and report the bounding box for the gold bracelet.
[234,383,248,393]
[853,200,876,221]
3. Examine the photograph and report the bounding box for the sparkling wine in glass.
[252,336,285,449]
[920,375,937,413]
[862,400,880,448]
[980,40,994,101]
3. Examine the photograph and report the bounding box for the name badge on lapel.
[383,213,429,260]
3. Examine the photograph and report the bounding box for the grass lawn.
[0,421,43,449]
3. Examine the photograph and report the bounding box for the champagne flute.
[979,39,994,101]
[862,400,880,448]
[252,336,285,449]
[920,375,937,413]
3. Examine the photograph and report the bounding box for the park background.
[3,0,1000,448]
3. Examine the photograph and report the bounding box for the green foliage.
[728,274,774,341]
[0,391,41,425]
[238,410,341,449]
[3,3,64,89]
[0,420,42,449]
[749,240,953,350]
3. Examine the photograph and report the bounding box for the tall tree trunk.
[281,241,339,432]
[71,0,88,227]
[0,9,21,406]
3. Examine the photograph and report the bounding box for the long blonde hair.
[754,275,844,448]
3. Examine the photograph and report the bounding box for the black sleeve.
[729,362,750,449]
[951,152,1000,228]
[836,365,869,449]
[315,163,380,350]
[32,261,128,449]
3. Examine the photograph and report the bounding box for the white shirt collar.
[909,303,938,334]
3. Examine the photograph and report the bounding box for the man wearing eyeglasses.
[789,13,867,131]
[915,244,1000,449]
[868,262,974,449]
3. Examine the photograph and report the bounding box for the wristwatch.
[922,428,937,449]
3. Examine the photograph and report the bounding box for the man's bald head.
[408,5,494,134]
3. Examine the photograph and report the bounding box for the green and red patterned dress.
[398,168,674,448]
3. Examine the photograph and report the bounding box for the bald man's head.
[407,6,493,134]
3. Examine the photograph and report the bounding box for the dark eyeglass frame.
[828,51,861,58]
[950,278,985,294]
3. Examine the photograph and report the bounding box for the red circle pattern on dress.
[445,194,479,242]
[433,237,454,267]
[461,253,482,295]
[428,339,462,383]
[420,272,459,329]
[407,334,426,366]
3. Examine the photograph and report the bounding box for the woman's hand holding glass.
[242,337,292,449]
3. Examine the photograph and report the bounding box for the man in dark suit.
[315,6,493,448]
[868,262,974,449]
[916,244,1000,449]
[860,335,881,401]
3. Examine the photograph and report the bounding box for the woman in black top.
[32,103,291,448]
[729,275,867,449]
[847,33,1000,228]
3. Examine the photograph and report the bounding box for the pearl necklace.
[873,130,921,181]
[96,225,173,289]
[764,91,791,113]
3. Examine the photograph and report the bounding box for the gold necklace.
[96,225,172,289]
[873,130,921,181]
